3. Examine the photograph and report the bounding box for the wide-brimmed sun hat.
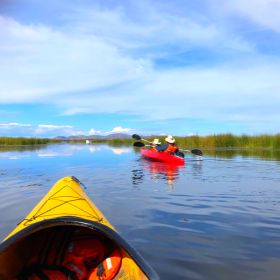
[152,138,161,145]
[165,135,175,143]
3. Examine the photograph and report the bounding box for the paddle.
[133,141,147,147]
[132,134,141,141]
[181,148,203,156]
[132,134,203,156]
[132,134,153,144]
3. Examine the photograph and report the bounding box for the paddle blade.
[133,141,145,147]
[177,151,185,158]
[191,149,203,156]
[132,134,141,140]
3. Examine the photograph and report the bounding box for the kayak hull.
[0,176,158,280]
[141,148,184,165]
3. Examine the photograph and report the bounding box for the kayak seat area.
[1,225,122,280]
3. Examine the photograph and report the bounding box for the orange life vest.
[164,143,177,155]
[150,146,157,151]
[23,238,122,280]
[63,239,105,279]
[88,248,122,280]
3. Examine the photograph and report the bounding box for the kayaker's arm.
[155,143,168,152]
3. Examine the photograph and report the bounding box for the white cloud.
[37,124,73,129]
[57,60,280,126]
[110,126,133,134]
[0,122,32,127]
[63,2,255,56]
[0,122,33,135]
[0,1,280,133]
[224,0,280,33]
[0,15,151,103]
[88,128,102,135]
[0,3,255,104]
[66,5,222,46]
[88,126,133,135]
[34,124,84,136]
[0,123,136,137]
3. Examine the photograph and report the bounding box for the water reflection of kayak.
[147,161,184,188]
[141,148,185,165]
[0,176,158,280]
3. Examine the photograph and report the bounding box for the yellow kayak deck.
[0,176,158,280]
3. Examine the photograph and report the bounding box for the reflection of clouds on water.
[37,149,73,157]
[36,144,133,157]
[37,145,83,157]
[0,153,31,160]
[87,145,131,155]
[0,144,133,159]
[0,144,86,159]
[37,151,72,157]
[88,146,102,153]
[110,147,131,155]
[5,156,22,160]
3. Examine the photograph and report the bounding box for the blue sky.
[0,0,279,137]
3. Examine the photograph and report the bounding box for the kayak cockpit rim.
[0,216,159,280]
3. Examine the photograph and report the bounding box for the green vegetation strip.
[0,134,279,150]
[142,134,280,150]
[0,137,55,145]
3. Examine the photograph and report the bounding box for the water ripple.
[0,144,280,279]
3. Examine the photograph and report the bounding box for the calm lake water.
[0,143,280,280]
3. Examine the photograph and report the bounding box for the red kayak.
[141,148,185,165]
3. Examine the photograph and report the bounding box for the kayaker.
[156,135,180,156]
[151,138,161,151]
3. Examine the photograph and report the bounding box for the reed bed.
[0,134,279,150]
[0,137,51,145]
[147,134,280,150]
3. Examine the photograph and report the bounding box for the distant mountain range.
[54,133,132,140]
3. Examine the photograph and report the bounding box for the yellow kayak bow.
[0,176,158,280]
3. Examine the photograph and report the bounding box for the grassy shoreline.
[149,134,280,150]
[0,134,279,150]
[0,137,52,145]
